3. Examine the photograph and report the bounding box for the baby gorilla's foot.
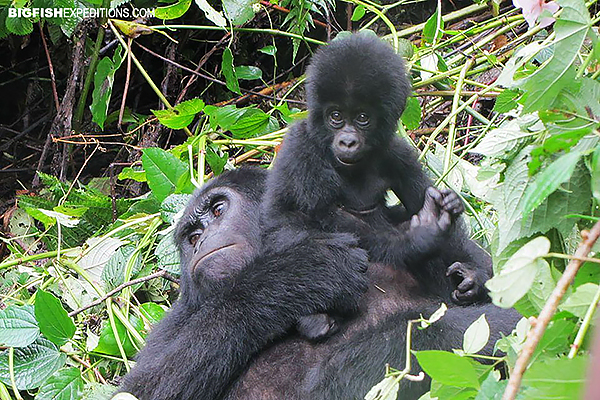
[296,313,340,342]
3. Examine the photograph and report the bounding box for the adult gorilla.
[119,168,521,400]
[118,168,369,400]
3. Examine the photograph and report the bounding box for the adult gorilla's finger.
[446,261,463,277]
[457,276,475,292]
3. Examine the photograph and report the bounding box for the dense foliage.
[0,0,599,399]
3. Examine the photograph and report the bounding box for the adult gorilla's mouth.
[192,244,237,274]
[335,156,359,166]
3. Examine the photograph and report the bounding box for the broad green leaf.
[101,245,142,290]
[154,0,192,19]
[258,45,276,56]
[401,97,421,130]
[155,232,180,275]
[152,98,204,129]
[194,0,226,26]
[138,303,166,326]
[236,65,262,80]
[474,372,506,400]
[91,45,124,129]
[36,367,84,400]
[521,0,594,113]
[205,144,228,175]
[160,193,193,224]
[423,10,443,44]
[430,380,478,400]
[229,112,269,137]
[118,166,147,183]
[532,319,577,362]
[486,236,550,308]
[414,350,480,389]
[522,151,582,218]
[521,356,587,399]
[5,11,33,35]
[222,48,241,95]
[463,314,489,354]
[141,147,188,202]
[94,316,142,357]
[0,338,66,390]
[493,89,520,113]
[79,237,124,282]
[364,376,398,400]
[0,305,39,347]
[34,290,76,346]
[470,119,531,158]
[223,0,256,25]
[351,5,365,21]
[81,383,117,400]
[559,283,599,319]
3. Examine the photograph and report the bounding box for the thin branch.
[502,221,600,400]
[38,24,60,112]
[68,270,178,317]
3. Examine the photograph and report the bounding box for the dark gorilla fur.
[118,168,369,400]
[119,168,521,400]
[263,34,493,332]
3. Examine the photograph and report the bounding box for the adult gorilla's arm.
[118,237,368,400]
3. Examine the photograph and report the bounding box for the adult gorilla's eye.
[211,200,226,217]
[329,110,343,126]
[189,233,202,246]
[356,113,369,126]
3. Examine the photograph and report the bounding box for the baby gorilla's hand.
[437,188,464,218]
[408,187,452,253]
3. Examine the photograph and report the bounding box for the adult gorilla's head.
[305,33,411,166]
[175,168,267,293]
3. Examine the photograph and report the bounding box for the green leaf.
[430,380,478,400]
[423,10,443,44]
[154,0,192,19]
[141,147,188,202]
[559,283,599,319]
[414,350,480,389]
[94,317,141,357]
[258,45,276,56]
[5,11,33,35]
[155,232,180,275]
[493,89,520,113]
[138,303,165,326]
[91,45,124,129]
[470,119,531,158]
[486,236,550,308]
[474,373,506,400]
[0,305,39,347]
[222,48,241,95]
[401,97,421,130]
[223,0,256,25]
[205,144,228,175]
[0,338,66,390]
[351,5,365,21]
[160,193,192,224]
[152,98,204,129]
[521,356,587,399]
[101,245,142,290]
[463,314,489,354]
[118,166,147,183]
[522,151,582,218]
[34,289,76,346]
[236,65,262,80]
[521,0,593,113]
[36,367,84,400]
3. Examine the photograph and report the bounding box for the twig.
[68,270,178,317]
[260,0,327,28]
[38,24,60,113]
[502,221,600,400]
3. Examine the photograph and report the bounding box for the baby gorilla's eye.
[211,201,226,217]
[189,233,202,246]
[355,113,369,125]
[329,110,343,126]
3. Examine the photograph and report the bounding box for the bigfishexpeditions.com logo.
[8,7,155,19]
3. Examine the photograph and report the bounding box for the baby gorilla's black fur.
[263,33,492,339]
[118,168,369,400]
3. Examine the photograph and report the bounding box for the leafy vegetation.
[0,0,599,398]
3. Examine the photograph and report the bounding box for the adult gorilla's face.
[175,170,264,285]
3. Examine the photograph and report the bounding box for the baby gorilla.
[118,168,368,400]
[263,33,493,340]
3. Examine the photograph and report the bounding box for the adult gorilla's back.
[226,258,520,399]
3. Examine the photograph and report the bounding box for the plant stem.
[568,283,600,358]
[73,0,112,131]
